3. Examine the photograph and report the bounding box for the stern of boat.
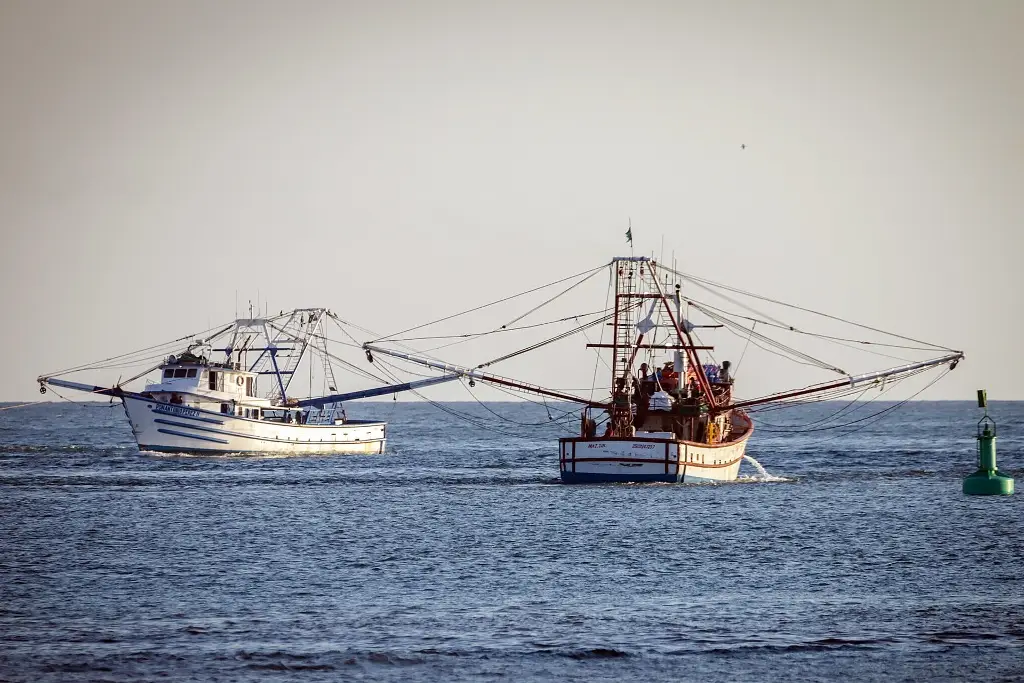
[559,432,749,484]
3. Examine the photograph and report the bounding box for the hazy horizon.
[2,0,1021,403]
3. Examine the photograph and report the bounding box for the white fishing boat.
[361,254,964,484]
[37,308,461,455]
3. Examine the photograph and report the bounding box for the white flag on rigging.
[636,301,657,335]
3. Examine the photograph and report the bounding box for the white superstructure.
[122,355,386,454]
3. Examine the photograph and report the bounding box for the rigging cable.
[663,264,957,352]
[381,308,613,343]
[689,301,846,374]
[685,297,926,360]
[475,301,644,370]
[732,321,756,378]
[789,368,951,444]
[370,357,527,438]
[496,266,605,330]
[0,401,46,412]
[458,380,576,428]
[39,321,235,378]
[370,263,608,343]
[743,366,934,429]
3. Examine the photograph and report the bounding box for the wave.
[693,636,899,654]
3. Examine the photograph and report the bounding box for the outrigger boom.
[721,351,964,413]
[290,374,462,407]
[36,374,464,408]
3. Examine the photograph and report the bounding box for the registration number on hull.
[152,404,203,420]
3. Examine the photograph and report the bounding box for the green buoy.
[963,390,1014,496]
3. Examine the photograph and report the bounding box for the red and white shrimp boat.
[556,257,752,483]
[364,254,963,484]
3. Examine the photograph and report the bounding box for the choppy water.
[1,400,1022,681]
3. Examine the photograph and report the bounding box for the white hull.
[559,434,748,483]
[123,395,386,455]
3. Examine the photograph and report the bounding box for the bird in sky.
[741,144,746,150]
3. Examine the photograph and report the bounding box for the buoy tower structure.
[963,390,1014,496]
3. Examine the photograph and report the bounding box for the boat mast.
[610,261,621,398]
[673,283,685,378]
[607,258,656,435]
[648,262,716,405]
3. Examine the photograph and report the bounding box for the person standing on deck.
[611,377,633,436]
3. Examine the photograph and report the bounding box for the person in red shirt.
[659,362,679,392]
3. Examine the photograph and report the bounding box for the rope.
[382,308,612,343]
[371,263,608,343]
[732,321,756,378]
[370,358,525,437]
[789,369,951,444]
[497,267,605,329]
[664,265,957,352]
[475,301,644,370]
[744,366,935,430]
[689,301,846,374]
[474,310,617,369]
[46,386,119,408]
[686,296,931,357]
[0,401,46,411]
[39,322,235,379]
[459,380,567,427]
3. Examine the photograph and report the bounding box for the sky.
[1,0,1021,403]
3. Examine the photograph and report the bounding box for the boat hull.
[122,395,386,455]
[558,433,748,484]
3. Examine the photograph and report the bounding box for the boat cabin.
[142,355,270,418]
[140,355,347,426]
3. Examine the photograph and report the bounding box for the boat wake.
[740,454,790,482]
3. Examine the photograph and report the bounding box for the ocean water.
[0,400,1022,682]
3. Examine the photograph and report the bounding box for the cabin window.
[163,369,174,379]
[209,371,218,390]
[220,403,229,413]
[244,408,250,418]
[186,369,197,378]
[246,377,253,397]
[174,369,188,378]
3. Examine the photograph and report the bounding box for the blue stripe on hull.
[129,397,386,429]
[147,416,382,446]
[156,428,230,444]
[139,444,385,455]
[560,471,679,484]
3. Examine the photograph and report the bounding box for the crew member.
[720,360,733,384]
[611,377,632,436]
[660,362,679,392]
